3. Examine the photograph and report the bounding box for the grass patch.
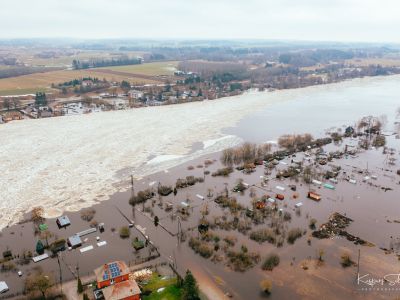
[142,284,181,300]
[142,273,181,300]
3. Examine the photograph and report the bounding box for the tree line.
[72,57,142,69]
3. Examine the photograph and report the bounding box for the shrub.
[31,207,45,223]
[309,218,317,229]
[80,208,96,222]
[283,211,292,221]
[262,253,280,271]
[223,236,237,247]
[211,167,233,177]
[188,237,213,258]
[119,226,130,239]
[287,228,303,244]
[49,239,66,254]
[260,279,272,294]
[340,252,353,268]
[157,185,172,196]
[129,189,154,205]
[0,262,16,272]
[372,135,386,147]
[250,229,276,244]
[226,249,260,272]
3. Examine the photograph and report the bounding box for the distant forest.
[72,57,142,69]
[0,66,61,79]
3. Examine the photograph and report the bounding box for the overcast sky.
[1,0,399,43]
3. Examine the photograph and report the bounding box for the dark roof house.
[56,215,71,228]
[67,234,82,248]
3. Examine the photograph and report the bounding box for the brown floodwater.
[2,135,400,300]
[2,75,400,300]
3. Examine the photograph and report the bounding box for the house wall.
[122,295,140,300]
[97,274,129,289]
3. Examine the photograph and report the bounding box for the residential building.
[102,279,141,300]
[56,215,71,228]
[95,261,130,289]
[67,234,82,249]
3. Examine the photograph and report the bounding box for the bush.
[129,189,154,205]
[283,212,292,221]
[287,228,303,244]
[262,253,280,271]
[250,229,276,244]
[49,239,66,254]
[158,185,172,196]
[0,262,16,272]
[211,167,233,177]
[260,279,272,294]
[309,218,317,229]
[80,208,96,222]
[340,252,353,268]
[226,249,260,272]
[372,135,386,147]
[188,237,213,258]
[119,226,130,239]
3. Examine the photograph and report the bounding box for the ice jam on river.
[1,75,400,230]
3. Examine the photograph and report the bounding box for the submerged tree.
[25,269,53,299]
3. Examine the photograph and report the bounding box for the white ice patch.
[0,89,277,230]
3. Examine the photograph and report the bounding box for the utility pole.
[177,217,182,243]
[356,248,361,282]
[57,253,63,294]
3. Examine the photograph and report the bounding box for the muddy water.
[225,75,400,141]
[2,75,400,299]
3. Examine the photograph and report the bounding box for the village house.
[67,234,82,249]
[56,215,71,228]
[102,279,141,300]
[94,261,141,300]
[128,90,144,100]
[95,261,130,289]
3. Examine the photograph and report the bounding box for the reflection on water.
[226,75,400,142]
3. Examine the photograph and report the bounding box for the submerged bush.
[287,228,303,244]
[211,167,233,177]
[129,189,154,205]
[250,229,276,244]
[119,226,130,239]
[260,279,272,294]
[262,253,280,271]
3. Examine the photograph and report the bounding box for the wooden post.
[356,248,360,281]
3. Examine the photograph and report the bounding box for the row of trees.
[72,57,141,69]
[221,143,272,166]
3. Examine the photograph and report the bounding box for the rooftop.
[57,215,71,227]
[102,279,141,300]
[94,261,129,283]
[68,234,82,247]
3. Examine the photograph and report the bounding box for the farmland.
[0,61,179,95]
[101,61,179,76]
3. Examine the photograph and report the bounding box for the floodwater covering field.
[1,75,400,231]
